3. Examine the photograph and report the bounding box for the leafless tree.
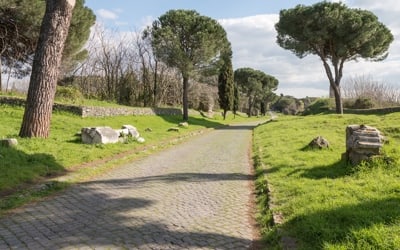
[342,75,400,107]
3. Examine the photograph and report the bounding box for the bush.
[352,97,375,109]
[303,98,334,115]
[272,96,304,115]
[55,86,84,104]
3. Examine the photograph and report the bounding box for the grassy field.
[0,103,261,212]
[253,113,400,249]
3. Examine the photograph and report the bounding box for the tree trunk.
[153,60,158,107]
[321,59,343,115]
[182,76,189,121]
[223,109,227,120]
[0,58,2,92]
[19,0,76,138]
[331,83,343,115]
[247,96,252,117]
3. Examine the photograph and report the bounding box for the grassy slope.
[253,113,400,249]
[0,104,262,207]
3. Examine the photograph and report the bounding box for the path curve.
[0,122,262,250]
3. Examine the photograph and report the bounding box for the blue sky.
[86,0,320,29]
[83,0,400,98]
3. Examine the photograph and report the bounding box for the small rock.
[0,138,18,147]
[137,137,145,143]
[145,128,152,132]
[168,127,180,132]
[178,122,189,127]
[308,136,329,149]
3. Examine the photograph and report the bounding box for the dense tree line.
[12,0,281,136]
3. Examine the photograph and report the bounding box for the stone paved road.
[0,123,262,250]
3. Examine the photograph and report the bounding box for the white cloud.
[97,9,119,20]
[350,0,400,12]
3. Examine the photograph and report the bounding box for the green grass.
[0,104,264,212]
[253,113,400,249]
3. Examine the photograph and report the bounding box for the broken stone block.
[345,124,385,165]
[121,125,140,138]
[81,127,119,144]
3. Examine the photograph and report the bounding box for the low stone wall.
[81,106,183,117]
[344,106,400,115]
[0,96,194,117]
[0,96,26,107]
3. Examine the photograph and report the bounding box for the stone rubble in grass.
[81,125,145,144]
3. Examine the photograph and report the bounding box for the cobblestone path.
[0,123,262,249]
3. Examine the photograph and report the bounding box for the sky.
[85,0,400,98]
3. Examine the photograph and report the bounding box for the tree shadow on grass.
[299,159,353,179]
[0,146,65,197]
[156,114,226,129]
[281,197,400,249]
[0,172,259,249]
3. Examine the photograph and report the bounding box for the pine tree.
[19,0,76,138]
[218,51,234,120]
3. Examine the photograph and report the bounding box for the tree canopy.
[0,0,43,86]
[147,9,230,121]
[0,0,95,89]
[234,67,278,117]
[275,1,393,114]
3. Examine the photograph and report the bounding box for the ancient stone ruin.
[81,126,119,144]
[81,125,145,144]
[344,124,385,165]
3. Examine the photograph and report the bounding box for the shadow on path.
[84,172,254,187]
[0,172,258,249]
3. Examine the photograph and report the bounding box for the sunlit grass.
[253,113,400,249]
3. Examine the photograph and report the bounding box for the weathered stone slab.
[81,127,119,144]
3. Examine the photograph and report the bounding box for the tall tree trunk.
[223,109,227,120]
[182,76,189,121]
[331,83,343,115]
[19,0,76,138]
[0,59,2,92]
[153,60,158,107]
[321,59,343,115]
[247,96,252,117]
